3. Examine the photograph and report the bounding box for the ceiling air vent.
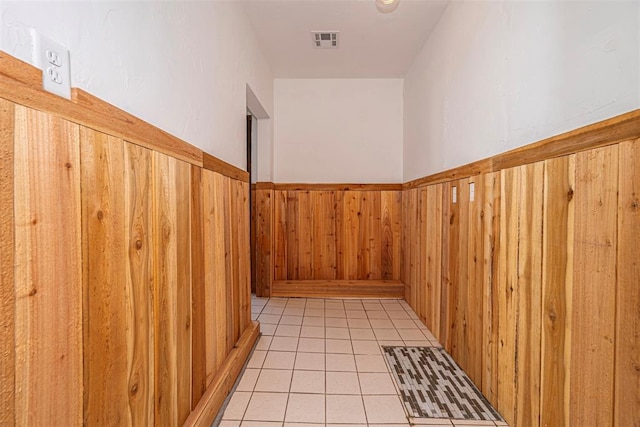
[312,31,339,49]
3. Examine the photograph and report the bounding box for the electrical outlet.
[452,186,457,204]
[469,182,475,202]
[31,29,71,99]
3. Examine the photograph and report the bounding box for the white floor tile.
[355,354,389,373]
[326,327,350,339]
[302,316,324,326]
[222,391,251,420]
[285,393,325,423]
[243,392,288,422]
[326,371,361,394]
[275,324,301,337]
[270,336,299,352]
[246,350,267,369]
[290,370,325,393]
[326,394,367,424]
[294,351,325,371]
[300,325,325,338]
[297,337,325,353]
[350,328,376,340]
[326,338,353,354]
[254,369,293,392]
[280,315,303,326]
[363,395,408,423]
[352,340,382,355]
[325,317,348,327]
[263,351,296,369]
[326,353,357,372]
[358,372,397,394]
[236,368,260,392]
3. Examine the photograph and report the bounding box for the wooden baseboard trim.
[272,280,405,298]
[183,321,260,427]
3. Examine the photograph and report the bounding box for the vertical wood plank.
[540,155,575,427]
[481,172,500,406]
[152,153,192,425]
[14,106,83,425]
[615,139,640,426]
[255,189,272,296]
[0,99,15,425]
[123,142,154,426]
[344,191,360,280]
[425,185,442,338]
[571,145,618,425]
[287,191,299,279]
[467,177,484,387]
[190,166,206,409]
[358,192,372,279]
[497,167,520,425]
[454,180,469,370]
[408,189,418,306]
[224,176,235,353]
[80,128,128,425]
[516,162,544,427]
[335,191,345,280]
[315,191,337,279]
[391,191,402,281]
[381,191,395,280]
[273,190,287,282]
[418,188,428,321]
[369,191,382,280]
[297,191,313,279]
[439,182,451,347]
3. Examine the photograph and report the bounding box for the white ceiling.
[240,0,450,78]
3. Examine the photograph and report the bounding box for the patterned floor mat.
[383,346,503,421]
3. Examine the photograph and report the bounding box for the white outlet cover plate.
[31,29,71,100]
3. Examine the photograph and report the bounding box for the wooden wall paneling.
[357,192,371,279]
[381,191,395,280]
[203,171,226,379]
[297,191,313,279]
[540,154,575,427]
[286,191,300,279]
[515,162,544,427]
[238,180,251,334]
[273,190,288,282]
[497,166,520,425]
[369,191,382,280]
[230,180,242,343]
[391,191,402,280]
[80,128,129,425]
[417,188,428,322]
[335,191,345,280]
[191,166,206,408]
[615,139,640,426]
[400,190,408,287]
[344,191,360,280]
[0,98,15,425]
[250,186,256,294]
[152,152,192,425]
[425,185,442,338]
[454,180,469,370]
[467,176,484,387]
[256,189,273,296]
[407,189,418,306]
[481,172,500,406]
[312,191,337,279]
[13,106,83,425]
[570,145,618,425]
[439,183,451,347]
[223,176,234,354]
[123,142,155,425]
[446,181,462,356]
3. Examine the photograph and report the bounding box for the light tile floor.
[218,296,508,427]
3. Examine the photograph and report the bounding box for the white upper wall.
[403,0,640,181]
[274,79,403,183]
[0,1,274,171]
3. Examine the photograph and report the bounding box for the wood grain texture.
[152,152,192,425]
[255,189,273,296]
[271,280,405,298]
[80,128,129,425]
[515,161,544,427]
[13,106,83,425]
[274,183,402,191]
[191,165,206,409]
[202,152,248,182]
[123,142,155,425]
[571,145,618,425]
[497,167,519,425]
[481,172,500,407]
[467,177,483,387]
[183,322,260,427]
[0,98,15,425]
[540,155,575,427]
[615,139,640,426]
[272,189,401,282]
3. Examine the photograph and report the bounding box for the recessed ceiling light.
[376,0,400,14]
